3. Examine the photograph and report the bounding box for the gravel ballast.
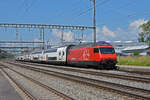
[4,63,129,100]
[19,63,150,91]
[4,68,64,100]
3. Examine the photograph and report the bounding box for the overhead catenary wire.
[92,0,137,28]
[68,0,110,25]
[24,0,39,14]
[78,0,110,16]
[72,0,136,24]
[17,0,39,18]
[16,0,27,16]
[128,8,150,18]
[53,0,88,19]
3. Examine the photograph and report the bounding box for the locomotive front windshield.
[99,48,115,54]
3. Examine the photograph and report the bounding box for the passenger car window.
[59,52,61,56]
[62,51,64,56]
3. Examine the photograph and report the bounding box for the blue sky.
[0,0,150,43]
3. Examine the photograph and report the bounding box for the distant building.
[110,41,149,56]
[147,48,150,56]
[43,41,150,56]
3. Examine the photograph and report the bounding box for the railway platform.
[118,65,150,73]
[0,70,23,100]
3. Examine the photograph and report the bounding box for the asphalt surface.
[0,71,23,100]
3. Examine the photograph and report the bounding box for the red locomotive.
[16,41,117,69]
[67,41,117,69]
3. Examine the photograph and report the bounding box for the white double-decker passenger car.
[16,46,69,64]
[43,46,68,64]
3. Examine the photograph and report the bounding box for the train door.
[61,49,66,61]
[41,51,44,61]
[58,48,66,61]
[58,50,63,61]
[83,48,90,61]
[93,48,100,61]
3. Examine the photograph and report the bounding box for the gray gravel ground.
[20,62,150,78]
[4,63,130,100]
[0,69,23,100]
[99,70,150,78]
[19,63,150,91]
[4,68,63,100]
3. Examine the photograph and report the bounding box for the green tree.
[138,20,150,45]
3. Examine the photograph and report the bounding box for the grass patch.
[117,56,150,66]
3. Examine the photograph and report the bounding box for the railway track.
[2,62,150,100]
[0,67,36,100]
[116,67,150,75]
[0,64,73,100]
[14,61,150,83]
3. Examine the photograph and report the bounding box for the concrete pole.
[42,28,45,49]
[81,29,84,41]
[40,28,44,49]
[93,0,96,44]
[16,27,18,40]
[61,28,64,44]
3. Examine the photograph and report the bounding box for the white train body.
[24,53,31,61]
[17,46,68,64]
[38,51,44,61]
[16,55,25,61]
[43,46,67,64]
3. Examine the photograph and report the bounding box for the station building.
[110,41,150,56]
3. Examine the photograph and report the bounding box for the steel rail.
[1,68,36,100]
[5,62,150,100]
[117,68,150,75]
[1,64,73,100]
[16,61,150,83]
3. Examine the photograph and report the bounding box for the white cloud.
[64,31,74,41]
[94,19,148,42]
[51,19,148,43]
[34,38,41,42]
[128,19,148,41]
[129,19,147,31]
[102,26,116,37]
[52,29,73,42]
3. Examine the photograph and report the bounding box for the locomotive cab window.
[99,48,115,54]
[94,48,99,53]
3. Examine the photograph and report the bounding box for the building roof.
[122,45,149,51]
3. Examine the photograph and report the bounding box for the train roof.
[70,41,112,49]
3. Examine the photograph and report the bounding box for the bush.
[133,51,140,56]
